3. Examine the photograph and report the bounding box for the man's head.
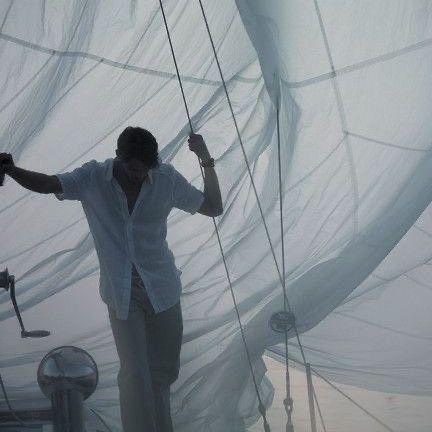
[115,126,159,183]
[116,126,159,168]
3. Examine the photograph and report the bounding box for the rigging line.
[157,0,192,132]
[312,0,359,236]
[198,0,311,413]
[312,384,327,432]
[157,2,271,431]
[266,343,391,431]
[0,56,253,216]
[196,4,314,368]
[198,3,314,430]
[276,98,288,313]
[196,0,288,300]
[277,95,294,429]
[197,0,311,367]
[88,407,114,432]
[311,367,396,432]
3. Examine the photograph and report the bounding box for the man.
[0,126,223,431]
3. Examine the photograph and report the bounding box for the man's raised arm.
[0,152,62,194]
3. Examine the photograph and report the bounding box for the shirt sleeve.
[54,160,96,201]
[171,165,204,214]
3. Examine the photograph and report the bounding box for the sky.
[248,355,432,432]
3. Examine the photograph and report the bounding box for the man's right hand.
[0,153,14,173]
[0,155,61,194]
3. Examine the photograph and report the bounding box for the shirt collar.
[106,158,153,184]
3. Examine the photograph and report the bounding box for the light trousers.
[108,267,183,432]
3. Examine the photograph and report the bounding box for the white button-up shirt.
[55,158,204,320]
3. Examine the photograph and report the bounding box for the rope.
[89,407,114,432]
[312,384,327,432]
[157,0,193,132]
[157,1,271,430]
[196,0,311,350]
[272,355,395,432]
[196,2,320,430]
[276,96,293,431]
[276,97,288,312]
[311,368,396,432]
[196,0,287,303]
[197,2,323,429]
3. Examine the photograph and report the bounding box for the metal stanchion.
[38,346,98,432]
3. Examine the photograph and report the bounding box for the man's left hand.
[188,133,210,160]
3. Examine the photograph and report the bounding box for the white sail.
[1,1,431,430]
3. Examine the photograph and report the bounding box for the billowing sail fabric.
[237,0,432,398]
[0,1,431,431]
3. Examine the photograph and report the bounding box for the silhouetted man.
[0,126,223,432]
